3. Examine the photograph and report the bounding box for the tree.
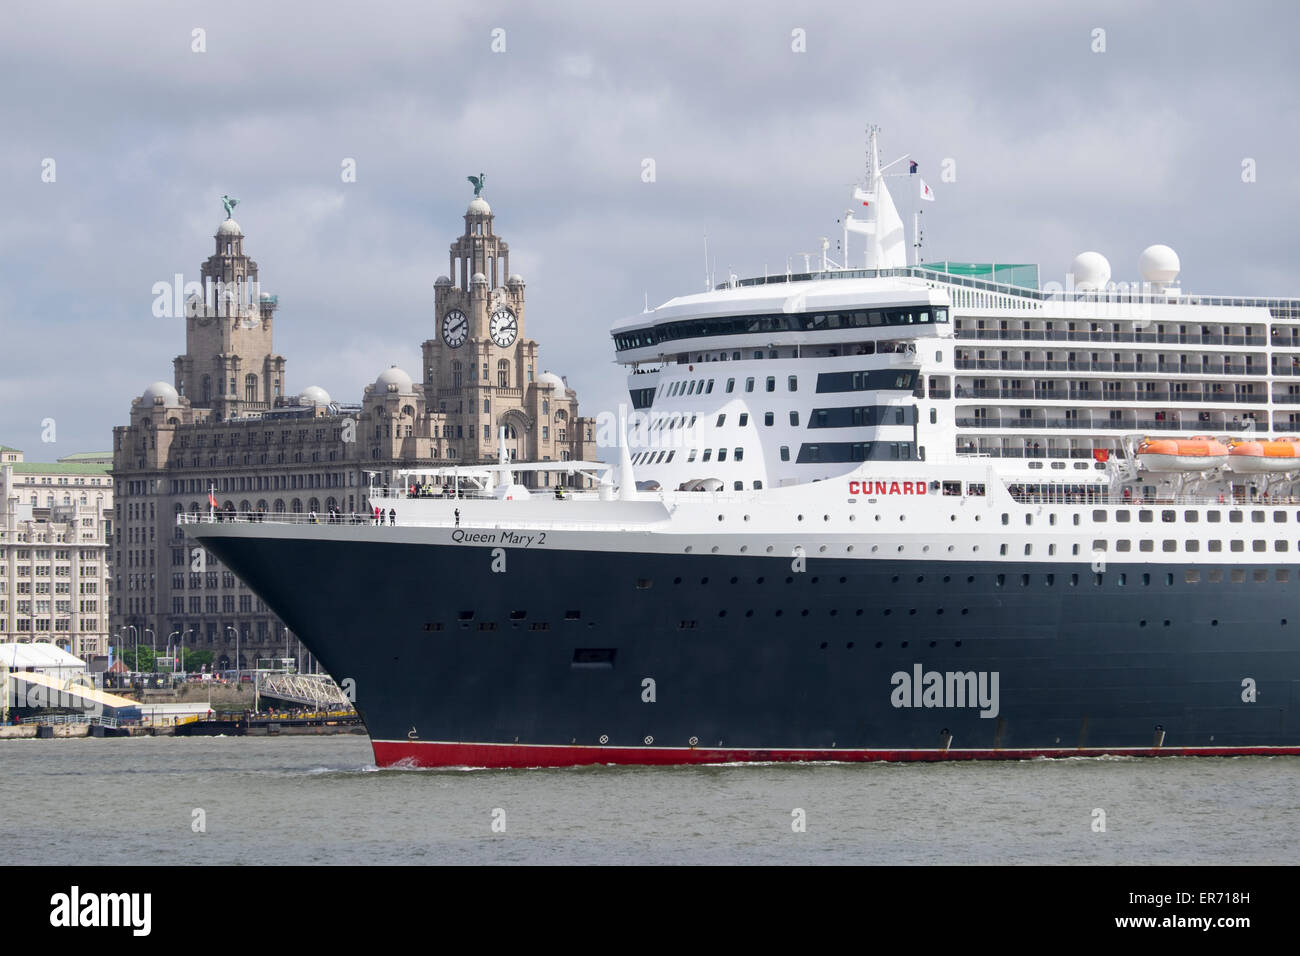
[119,646,157,672]
[178,647,214,672]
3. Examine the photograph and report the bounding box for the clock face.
[490,308,518,347]
[442,309,469,348]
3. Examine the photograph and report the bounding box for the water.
[3,735,1297,864]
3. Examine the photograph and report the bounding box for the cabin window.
[1116,511,1131,523]
[779,446,790,462]
[1208,540,1222,552]
[726,378,735,393]
[1229,540,1244,552]
[764,412,774,426]
[1139,540,1154,552]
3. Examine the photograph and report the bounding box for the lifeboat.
[1225,439,1300,474]
[1136,437,1228,472]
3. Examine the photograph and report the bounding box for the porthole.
[819,545,827,553]
[819,641,828,649]
[883,609,892,616]
[700,577,709,584]
[855,609,863,616]
[874,641,883,649]
[874,514,881,522]
[756,577,765,584]
[717,514,724,522]
[673,577,682,584]
[846,641,854,649]
[744,610,753,618]
[710,545,719,553]
[824,514,830,522]
[684,546,693,553]
[797,514,804,521]
[730,576,739,584]
[766,545,774,553]
[743,515,750,522]
[871,545,879,552]
[849,515,857,522]
[786,576,794,584]
[901,641,909,648]
[801,609,810,617]
[908,609,917,616]
[929,641,937,648]
[960,608,968,615]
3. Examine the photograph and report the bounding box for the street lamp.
[144,628,155,674]
[126,624,138,673]
[226,626,239,680]
[168,631,180,675]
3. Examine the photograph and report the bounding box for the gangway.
[255,672,352,710]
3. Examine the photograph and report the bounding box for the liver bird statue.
[221,195,239,218]
[467,174,486,197]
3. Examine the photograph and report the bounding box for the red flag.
[1092,449,1110,462]
[208,491,218,508]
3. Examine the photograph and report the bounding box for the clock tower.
[423,188,540,464]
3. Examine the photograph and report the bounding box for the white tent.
[0,642,87,677]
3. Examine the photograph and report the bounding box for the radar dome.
[373,366,414,394]
[300,385,331,405]
[1139,244,1180,286]
[1071,251,1111,291]
[141,381,179,406]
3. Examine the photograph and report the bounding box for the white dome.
[1139,244,1181,285]
[467,197,491,216]
[1070,251,1111,291]
[217,218,242,237]
[507,273,525,286]
[471,272,488,285]
[300,385,331,405]
[434,275,451,287]
[537,370,567,393]
[373,366,414,394]
[141,381,179,405]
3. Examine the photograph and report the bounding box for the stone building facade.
[111,191,596,668]
[0,447,114,658]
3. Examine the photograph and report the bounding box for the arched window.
[291,498,303,513]
[202,375,212,403]
[542,400,549,416]
[402,405,415,418]
[556,409,568,421]
[244,374,258,402]
[273,499,286,513]
[452,361,463,388]
[497,360,509,388]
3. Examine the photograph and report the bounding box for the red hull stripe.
[370,739,1300,769]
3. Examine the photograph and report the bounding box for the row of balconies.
[954,329,1270,346]
[955,416,1261,431]
[953,387,1267,403]
[953,358,1268,375]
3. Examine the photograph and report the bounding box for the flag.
[909,160,918,174]
[919,178,935,202]
[852,186,873,207]
[208,490,218,509]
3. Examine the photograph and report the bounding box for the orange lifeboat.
[1136,437,1228,473]
[1226,439,1300,473]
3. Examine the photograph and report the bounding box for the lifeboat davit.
[1136,437,1228,473]
[1226,439,1300,474]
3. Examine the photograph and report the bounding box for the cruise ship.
[186,130,1300,767]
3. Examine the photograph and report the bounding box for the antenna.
[643,291,650,313]
[703,231,710,292]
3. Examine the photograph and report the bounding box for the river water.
[2,735,1296,865]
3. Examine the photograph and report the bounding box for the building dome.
[434,275,452,287]
[141,381,180,406]
[217,218,242,237]
[300,385,331,405]
[467,196,491,216]
[1139,244,1181,286]
[537,370,567,394]
[373,366,414,394]
[507,273,525,287]
[471,272,488,285]
[1070,251,1111,291]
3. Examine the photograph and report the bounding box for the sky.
[2,0,1298,458]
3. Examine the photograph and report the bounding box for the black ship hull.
[192,526,1300,767]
